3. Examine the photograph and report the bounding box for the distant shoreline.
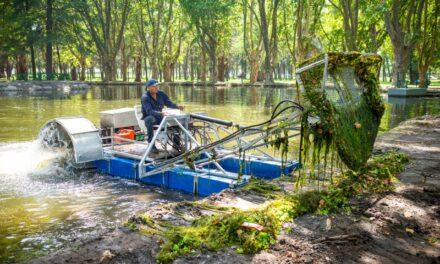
[1,81,440,97]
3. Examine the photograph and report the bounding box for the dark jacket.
[141,90,178,120]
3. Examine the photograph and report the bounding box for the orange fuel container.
[114,129,135,143]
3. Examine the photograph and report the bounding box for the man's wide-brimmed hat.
[146,79,160,88]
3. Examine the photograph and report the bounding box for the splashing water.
[0,133,192,263]
[0,140,71,192]
[0,141,65,172]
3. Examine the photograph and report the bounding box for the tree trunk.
[384,0,426,88]
[295,0,323,63]
[149,44,159,80]
[217,55,227,82]
[417,0,438,88]
[6,57,13,80]
[46,0,53,80]
[190,51,194,81]
[135,54,142,82]
[79,56,86,81]
[418,65,429,88]
[200,51,207,82]
[183,48,189,80]
[101,53,117,82]
[30,45,36,80]
[143,56,148,81]
[340,0,359,51]
[71,66,78,81]
[249,51,260,83]
[392,46,411,88]
[16,54,28,80]
[409,53,418,85]
[99,61,104,81]
[269,0,280,80]
[77,0,129,82]
[89,67,93,79]
[121,40,128,81]
[56,45,62,76]
[259,0,273,84]
[6,57,12,80]
[207,44,217,83]
[0,55,5,79]
[163,61,173,82]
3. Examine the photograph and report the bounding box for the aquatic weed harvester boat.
[38,52,384,196]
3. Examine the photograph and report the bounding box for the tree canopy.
[0,0,438,87]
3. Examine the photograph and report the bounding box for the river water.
[0,85,439,262]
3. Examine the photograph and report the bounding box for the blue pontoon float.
[39,100,302,196]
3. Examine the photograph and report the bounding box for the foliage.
[318,150,409,214]
[179,0,236,82]
[156,199,290,263]
[415,0,439,88]
[0,0,438,83]
[243,178,281,198]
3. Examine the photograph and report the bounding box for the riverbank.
[2,80,440,98]
[29,115,440,264]
[0,81,90,91]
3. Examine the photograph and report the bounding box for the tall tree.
[295,0,324,63]
[329,0,359,51]
[74,0,131,81]
[180,0,235,83]
[131,0,147,82]
[383,0,426,88]
[46,0,53,79]
[162,24,184,82]
[416,0,439,88]
[135,0,175,80]
[258,0,271,83]
[0,0,44,80]
[279,0,297,74]
[358,2,387,53]
[257,0,280,84]
[242,0,263,83]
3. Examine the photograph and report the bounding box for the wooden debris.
[313,233,360,243]
[240,222,264,231]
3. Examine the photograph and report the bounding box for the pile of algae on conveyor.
[294,52,385,184]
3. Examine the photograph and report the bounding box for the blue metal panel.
[94,159,109,174]
[218,157,299,179]
[140,165,169,187]
[168,168,196,194]
[93,154,299,196]
[197,174,234,197]
[109,157,138,179]
[217,158,249,175]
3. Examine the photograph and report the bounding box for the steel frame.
[140,111,302,178]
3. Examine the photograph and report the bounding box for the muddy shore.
[29,115,440,264]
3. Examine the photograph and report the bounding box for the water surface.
[0,85,438,262]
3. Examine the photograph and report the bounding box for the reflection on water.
[383,96,440,129]
[0,85,439,262]
[1,85,438,142]
[0,85,293,142]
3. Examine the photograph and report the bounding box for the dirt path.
[176,115,440,264]
[29,116,440,264]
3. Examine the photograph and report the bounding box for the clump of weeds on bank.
[133,151,408,263]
